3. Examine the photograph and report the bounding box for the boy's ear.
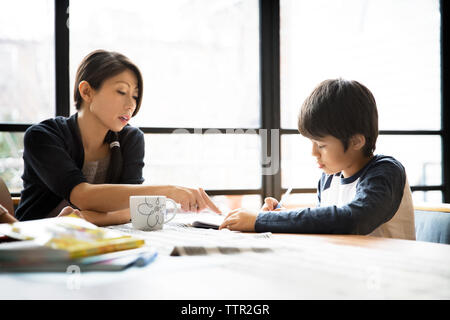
[78,81,94,104]
[350,134,366,151]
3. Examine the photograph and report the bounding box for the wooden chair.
[414,202,450,244]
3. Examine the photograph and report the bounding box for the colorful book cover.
[0,214,145,262]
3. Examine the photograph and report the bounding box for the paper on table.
[108,213,272,256]
[171,246,273,256]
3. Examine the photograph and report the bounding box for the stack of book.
[0,214,157,272]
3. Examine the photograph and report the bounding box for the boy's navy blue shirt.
[255,155,416,239]
[15,113,145,221]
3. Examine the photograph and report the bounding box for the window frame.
[0,0,448,203]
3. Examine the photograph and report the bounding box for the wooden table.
[1,215,449,300]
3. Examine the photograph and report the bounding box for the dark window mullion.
[280,129,443,135]
[0,124,32,132]
[260,0,281,201]
[441,0,450,202]
[55,0,70,118]
[204,189,261,196]
[410,186,445,192]
[139,127,261,134]
[379,130,443,135]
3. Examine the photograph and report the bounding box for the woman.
[15,50,220,225]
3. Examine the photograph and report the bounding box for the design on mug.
[137,198,162,228]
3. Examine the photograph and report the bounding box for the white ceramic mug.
[130,196,179,231]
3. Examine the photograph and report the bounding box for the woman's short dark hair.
[74,50,144,183]
[298,78,378,157]
[74,49,143,116]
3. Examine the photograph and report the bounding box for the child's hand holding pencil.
[261,188,292,212]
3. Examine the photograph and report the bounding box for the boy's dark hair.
[74,50,144,183]
[298,78,378,157]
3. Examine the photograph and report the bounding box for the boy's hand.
[218,208,257,232]
[261,197,285,211]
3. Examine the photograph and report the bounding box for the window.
[280,0,444,201]
[0,0,55,124]
[143,133,261,189]
[69,0,261,193]
[69,0,259,128]
[0,0,54,193]
[0,0,448,207]
[0,132,24,193]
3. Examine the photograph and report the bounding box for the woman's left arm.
[77,208,130,227]
[0,204,18,223]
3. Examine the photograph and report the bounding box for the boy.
[219,79,416,240]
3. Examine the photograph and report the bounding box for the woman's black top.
[15,113,145,221]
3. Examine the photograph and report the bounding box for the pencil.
[275,187,293,209]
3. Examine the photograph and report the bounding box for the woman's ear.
[78,81,94,104]
[350,134,366,151]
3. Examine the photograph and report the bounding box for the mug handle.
[164,199,179,224]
